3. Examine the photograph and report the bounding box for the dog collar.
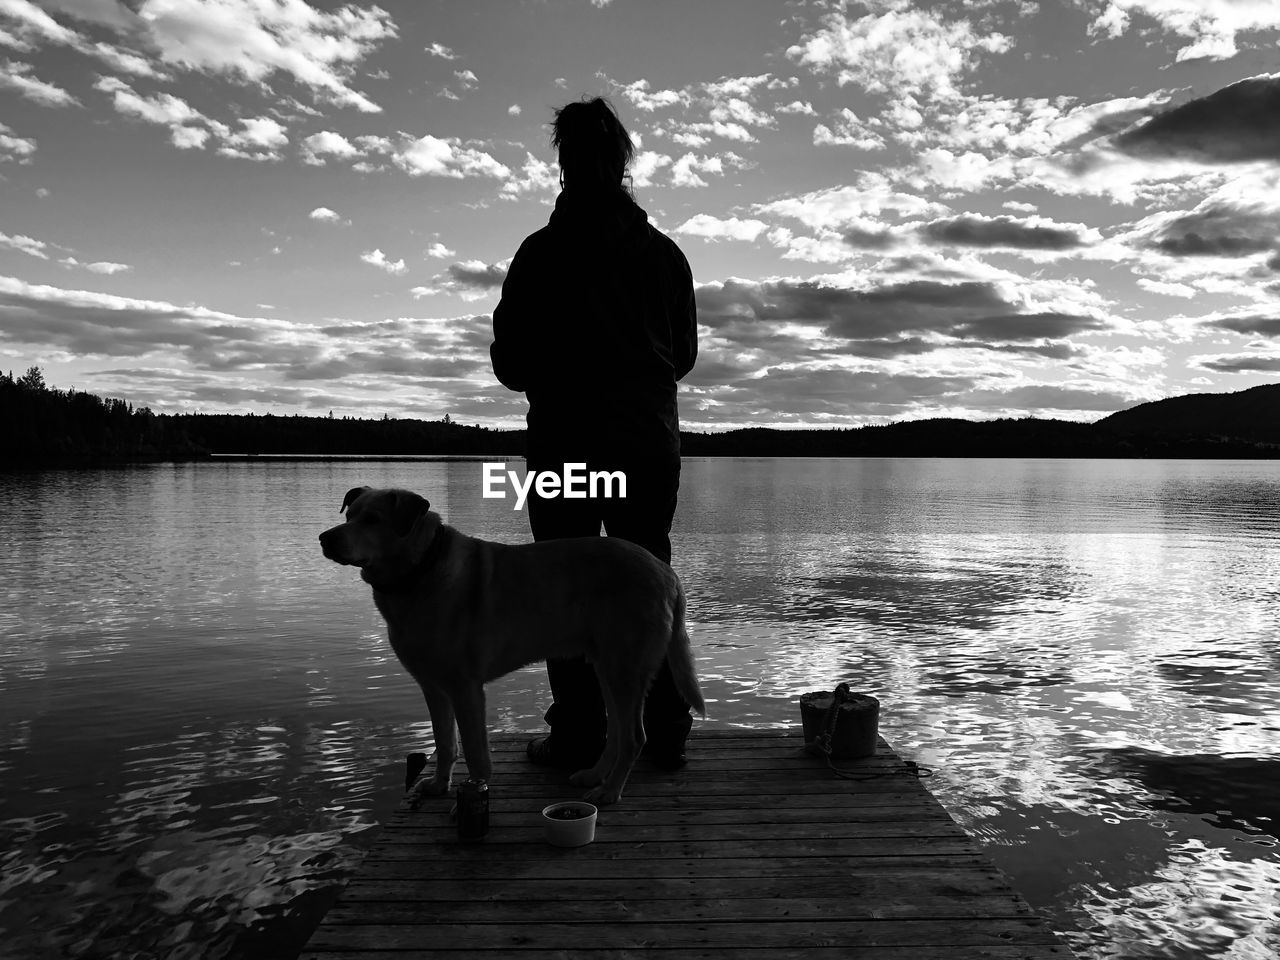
[366,527,449,596]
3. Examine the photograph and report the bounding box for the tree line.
[0,368,520,465]
[5,367,1279,467]
[1,367,205,465]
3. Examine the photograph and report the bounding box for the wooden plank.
[389,792,939,815]
[305,917,1061,950]
[298,731,1077,958]
[325,901,1034,926]
[353,855,998,881]
[334,871,1018,904]
[380,819,969,841]
[402,779,931,798]
[360,839,977,870]
[385,802,952,826]
[301,948,1075,960]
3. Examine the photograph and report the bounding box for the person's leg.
[526,463,607,767]
[600,456,693,761]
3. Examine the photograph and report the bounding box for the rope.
[804,683,934,781]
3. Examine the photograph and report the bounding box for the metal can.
[456,778,489,840]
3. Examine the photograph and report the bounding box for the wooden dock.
[299,730,1076,959]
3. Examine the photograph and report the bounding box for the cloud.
[392,134,510,179]
[754,177,948,233]
[630,150,672,187]
[616,79,688,112]
[425,242,455,258]
[219,116,287,160]
[134,0,395,112]
[787,4,1011,103]
[1192,353,1280,372]
[1113,74,1280,165]
[359,249,406,274]
[812,108,885,149]
[0,273,302,363]
[612,72,778,147]
[93,75,224,150]
[0,0,81,50]
[0,0,159,77]
[23,0,140,32]
[671,152,721,187]
[1199,314,1280,338]
[0,121,36,162]
[94,73,286,159]
[0,26,35,52]
[949,311,1109,342]
[453,68,478,89]
[675,215,769,242]
[507,103,521,116]
[1,230,48,258]
[667,151,750,188]
[413,259,510,301]
[425,42,456,59]
[1137,278,1197,298]
[499,151,557,198]
[444,259,507,289]
[0,58,79,106]
[708,95,775,129]
[308,207,344,222]
[957,383,1132,413]
[776,100,815,116]
[920,214,1090,250]
[1147,202,1280,258]
[834,224,895,251]
[1086,0,1280,61]
[696,277,1109,349]
[85,261,130,275]
[301,130,360,165]
[0,274,504,415]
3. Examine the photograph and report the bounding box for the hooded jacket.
[490,185,697,462]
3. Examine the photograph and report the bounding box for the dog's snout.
[319,525,345,561]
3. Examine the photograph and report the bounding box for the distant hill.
[1096,383,1280,444]
[682,383,1280,458]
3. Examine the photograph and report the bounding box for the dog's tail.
[666,584,706,716]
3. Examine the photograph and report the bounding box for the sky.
[2,0,1280,430]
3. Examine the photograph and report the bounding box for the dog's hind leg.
[569,674,619,791]
[573,644,651,805]
[580,678,646,806]
[451,683,493,784]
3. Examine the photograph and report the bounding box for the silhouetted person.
[490,95,698,770]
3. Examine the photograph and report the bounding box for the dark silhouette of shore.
[4,367,1279,466]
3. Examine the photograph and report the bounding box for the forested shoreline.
[5,368,1279,466]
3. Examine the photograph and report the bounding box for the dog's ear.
[390,490,431,536]
[341,486,371,514]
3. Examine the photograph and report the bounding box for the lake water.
[2,458,1279,959]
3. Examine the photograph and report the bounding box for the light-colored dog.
[318,486,705,805]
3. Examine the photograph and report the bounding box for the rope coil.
[803,683,933,781]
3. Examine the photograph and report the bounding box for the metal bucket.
[799,689,880,760]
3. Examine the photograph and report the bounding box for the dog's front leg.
[451,683,492,784]
[419,681,458,796]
